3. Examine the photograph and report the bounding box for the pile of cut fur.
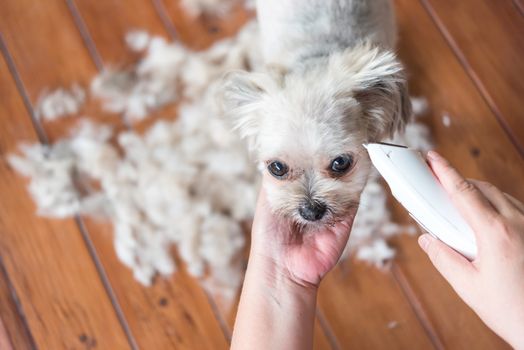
[9,16,431,296]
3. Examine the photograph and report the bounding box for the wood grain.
[313,316,333,350]
[318,261,434,349]
[0,260,34,350]
[389,0,523,348]
[0,0,123,140]
[82,222,231,349]
[0,51,130,349]
[421,0,524,155]
[72,0,171,66]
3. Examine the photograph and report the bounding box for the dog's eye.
[330,154,353,174]
[267,160,289,179]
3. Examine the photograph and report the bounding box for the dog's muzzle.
[299,201,327,222]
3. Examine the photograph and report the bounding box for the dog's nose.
[299,201,327,222]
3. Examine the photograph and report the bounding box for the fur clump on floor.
[9,19,431,294]
[9,105,258,290]
[125,30,151,52]
[91,22,260,122]
[35,84,85,121]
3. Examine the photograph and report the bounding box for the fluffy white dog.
[222,0,411,227]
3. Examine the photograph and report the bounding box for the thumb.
[418,234,475,290]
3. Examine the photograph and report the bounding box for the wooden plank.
[391,235,508,349]
[0,260,35,350]
[0,0,122,141]
[313,316,333,350]
[80,220,230,349]
[390,0,524,348]
[159,0,251,50]
[317,261,434,349]
[0,50,130,349]
[421,0,524,155]
[0,0,231,348]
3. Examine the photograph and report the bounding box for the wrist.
[232,248,318,350]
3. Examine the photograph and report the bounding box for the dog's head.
[221,44,411,227]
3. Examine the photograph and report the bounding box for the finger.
[253,186,269,223]
[468,179,516,216]
[418,234,475,290]
[252,183,280,236]
[504,193,524,214]
[426,151,498,239]
[251,187,266,236]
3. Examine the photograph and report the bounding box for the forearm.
[231,252,318,350]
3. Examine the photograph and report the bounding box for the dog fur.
[222,0,411,227]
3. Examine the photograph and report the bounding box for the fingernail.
[418,234,430,251]
[427,150,440,161]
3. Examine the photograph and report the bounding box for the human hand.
[250,178,357,288]
[418,151,524,349]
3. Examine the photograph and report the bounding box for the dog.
[221,0,411,228]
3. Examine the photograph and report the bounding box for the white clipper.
[364,142,477,259]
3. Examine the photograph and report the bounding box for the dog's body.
[222,0,411,228]
[257,0,396,68]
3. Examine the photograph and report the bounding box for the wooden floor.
[0,0,522,349]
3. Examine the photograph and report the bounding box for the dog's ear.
[332,45,412,141]
[219,69,283,143]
